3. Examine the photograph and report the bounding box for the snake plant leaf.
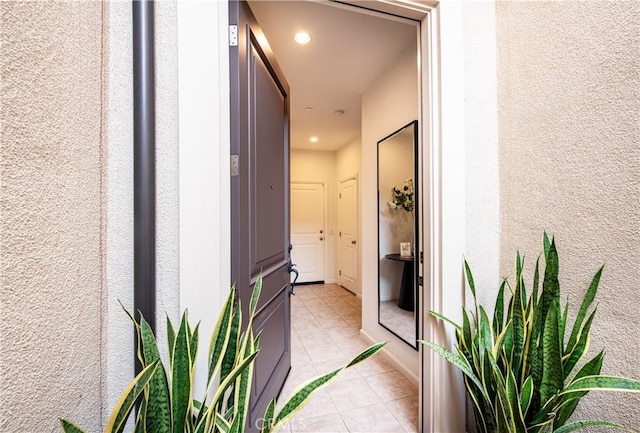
[275,367,342,428]
[273,342,386,429]
[555,350,604,426]
[189,321,200,370]
[478,307,493,353]
[429,310,462,331]
[105,361,159,433]
[219,301,241,398]
[493,280,506,335]
[532,255,541,308]
[208,287,235,383]
[540,302,563,406]
[560,299,568,351]
[541,237,561,328]
[464,259,479,321]
[543,231,551,259]
[565,266,603,356]
[133,396,147,433]
[421,340,487,400]
[209,348,259,411]
[493,319,512,360]
[59,420,87,433]
[461,309,473,357]
[171,312,192,433]
[214,412,232,433]
[520,375,534,416]
[345,341,387,368]
[261,399,276,433]
[249,274,263,318]
[167,315,176,359]
[553,420,637,433]
[511,271,526,380]
[562,308,596,377]
[139,316,171,433]
[231,328,258,433]
[560,375,640,395]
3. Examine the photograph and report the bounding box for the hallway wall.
[495,0,640,427]
[362,41,420,378]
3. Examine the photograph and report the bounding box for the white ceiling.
[248,0,417,151]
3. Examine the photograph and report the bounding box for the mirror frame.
[377,120,419,349]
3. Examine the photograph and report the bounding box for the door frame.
[290,180,327,283]
[176,1,469,431]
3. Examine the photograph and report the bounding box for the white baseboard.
[359,328,419,386]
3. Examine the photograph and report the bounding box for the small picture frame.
[400,242,412,257]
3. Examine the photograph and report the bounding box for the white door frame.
[327,1,466,431]
[177,1,469,431]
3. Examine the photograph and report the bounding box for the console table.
[384,253,414,311]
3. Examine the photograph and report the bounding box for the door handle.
[319,229,324,234]
[319,236,324,241]
[351,240,357,245]
[287,258,299,296]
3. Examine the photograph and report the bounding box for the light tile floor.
[277,284,418,433]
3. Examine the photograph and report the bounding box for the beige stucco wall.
[496,0,640,428]
[0,1,104,431]
[1,1,181,430]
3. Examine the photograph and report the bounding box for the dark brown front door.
[229,1,291,431]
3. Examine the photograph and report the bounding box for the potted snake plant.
[422,233,640,432]
[60,275,385,433]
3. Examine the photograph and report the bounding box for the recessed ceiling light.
[294,32,311,45]
[309,136,319,143]
[304,106,313,112]
[333,109,345,117]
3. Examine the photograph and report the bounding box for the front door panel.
[230,2,291,432]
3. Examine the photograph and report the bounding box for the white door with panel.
[339,177,359,294]
[290,182,325,283]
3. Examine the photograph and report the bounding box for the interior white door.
[290,182,325,283]
[339,177,359,294]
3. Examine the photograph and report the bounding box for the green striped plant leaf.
[271,342,386,431]
[493,280,506,335]
[520,376,534,416]
[540,302,563,406]
[553,420,636,433]
[171,313,192,433]
[167,315,176,359]
[560,375,640,395]
[208,287,235,382]
[421,233,640,433]
[555,350,604,426]
[139,316,171,433]
[105,361,159,433]
[261,399,276,433]
[59,420,87,433]
[565,266,602,356]
[562,309,596,377]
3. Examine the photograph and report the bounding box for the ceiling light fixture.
[304,106,313,112]
[294,32,311,45]
[333,109,345,117]
[309,136,319,143]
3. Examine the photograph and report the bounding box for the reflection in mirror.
[378,120,419,349]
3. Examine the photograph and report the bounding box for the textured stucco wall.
[0,1,104,431]
[496,1,640,429]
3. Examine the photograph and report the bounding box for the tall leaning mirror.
[377,120,419,349]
